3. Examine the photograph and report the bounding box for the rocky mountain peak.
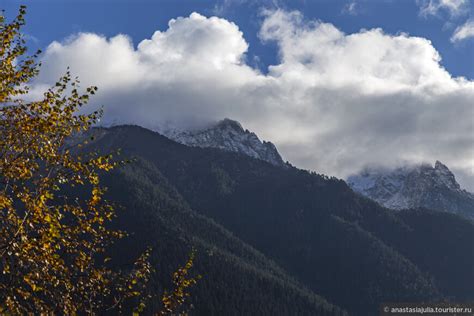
[435,160,448,170]
[216,118,245,132]
[347,161,474,220]
[414,160,460,190]
[160,119,286,167]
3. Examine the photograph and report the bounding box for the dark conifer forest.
[86,125,474,316]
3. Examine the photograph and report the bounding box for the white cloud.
[417,0,470,17]
[417,0,472,47]
[259,10,459,93]
[342,2,358,16]
[138,13,249,68]
[451,19,474,41]
[32,10,474,190]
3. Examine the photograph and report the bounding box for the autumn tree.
[0,6,198,314]
[160,250,200,315]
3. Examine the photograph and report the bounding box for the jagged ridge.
[161,118,286,167]
[347,161,474,220]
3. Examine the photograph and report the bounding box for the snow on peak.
[347,161,474,220]
[160,118,286,167]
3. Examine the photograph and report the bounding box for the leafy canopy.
[0,6,200,314]
[0,6,153,314]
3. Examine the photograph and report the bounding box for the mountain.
[161,118,286,167]
[347,161,474,220]
[83,125,474,316]
[102,159,345,316]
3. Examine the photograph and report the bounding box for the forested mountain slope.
[101,160,345,315]
[86,125,474,316]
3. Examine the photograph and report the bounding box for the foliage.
[0,6,39,103]
[159,250,201,316]
[0,7,155,314]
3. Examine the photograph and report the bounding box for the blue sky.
[4,0,473,78]
[2,0,474,189]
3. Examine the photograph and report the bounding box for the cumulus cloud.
[32,10,474,190]
[417,0,470,17]
[451,19,474,41]
[35,13,260,130]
